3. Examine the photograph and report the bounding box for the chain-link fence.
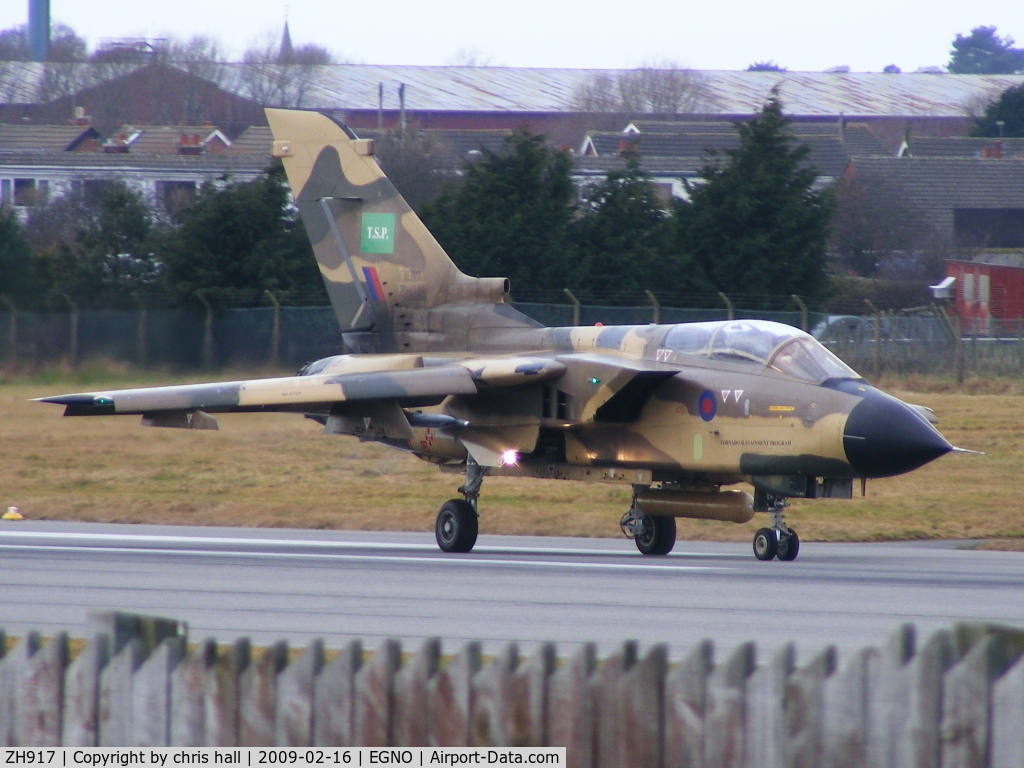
[1,303,1021,377]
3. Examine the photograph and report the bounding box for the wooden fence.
[1,613,1024,766]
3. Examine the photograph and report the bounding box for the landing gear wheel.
[635,514,676,556]
[753,528,778,561]
[435,499,478,553]
[777,529,800,561]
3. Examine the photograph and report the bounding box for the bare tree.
[235,33,336,108]
[570,60,713,115]
[372,130,457,211]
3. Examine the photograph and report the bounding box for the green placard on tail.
[361,212,396,254]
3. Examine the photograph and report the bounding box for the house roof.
[2,61,1022,119]
[582,130,868,178]
[848,157,1024,218]
[107,125,232,153]
[904,137,1024,159]
[0,123,102,152]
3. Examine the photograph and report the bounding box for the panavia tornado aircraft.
[39,108,959,561]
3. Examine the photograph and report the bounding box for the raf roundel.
[698,390,717,422]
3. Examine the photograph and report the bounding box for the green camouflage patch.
[361,212,396,254]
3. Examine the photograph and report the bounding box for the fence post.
[197,291,215,369]
[547,643,596,768]
[276,639,324,747]
[1,295,16,366]
[594,641,637,768]
[744,642,794,768]
[719,293,735,321]
[239,641,288,746]
[314,640,363,747]
[704,642,755,768]
[864,300,881,379]
[992,654,1024,767]
[170,639,217,747]
[15,633,69,747]
[63,293,79,368]
[646,291,661,325]
[131,636,185,746]
[564,289,581,327]
[666,639,713,768]
[791,295,808,332]
[784,645,837,767]
[471,643,519,747]
[355,638,401,747]
[62,633,111,747]
[619,644,667,768]
[136,300,148,368]
[265,291,281,367]
[98,638,145,746]
[0,632,41,745]
[392,638,438,747]
[428,641,480,747]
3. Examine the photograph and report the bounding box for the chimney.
[378,82,384,130]
[28,0,50,62]
[994,140,1002,159]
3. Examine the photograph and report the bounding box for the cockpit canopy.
[661,320,861,384]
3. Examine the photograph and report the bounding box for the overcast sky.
[1,0,1022,72]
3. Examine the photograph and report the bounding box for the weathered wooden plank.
[62,634,110,747]
[98,638,144,747]
[619,644,667,768]
[784,646,837,768]
[15,633,68,747]
[205,639,249,747]
[471,643,519,747]
[704,642,756,768]
[313,640,362,747]
[131,636,184,746]
[393,638,439,747]
[592,641,636,768]
[742,643,794,768]
[428,641,481,747]
[516,642,555,747]
[239,641,287,747]
[0,632,40,746]
[666,639,714,768]
[547,643,595,768]
[942,632,1024,768]
[822,646,874,768]
[170,639,217,747]
[902,629,956,768]
[992,654,1024,768]
[865,623,916,768]
[355,639,401,747]
[275,639,324,746]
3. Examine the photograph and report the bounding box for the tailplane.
[266,108,541,353]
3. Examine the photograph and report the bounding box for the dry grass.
[1,370,1022,543]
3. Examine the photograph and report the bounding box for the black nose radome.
[843,391,952,478]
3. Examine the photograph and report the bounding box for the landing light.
[500,449,520,466]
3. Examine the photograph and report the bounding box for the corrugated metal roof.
[258,66,1024,118]
[2,62,1022,119]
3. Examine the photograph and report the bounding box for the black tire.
[635,514,676,556]
[435,499,478,553]
[777,529,800,561]
[753,528,778,561]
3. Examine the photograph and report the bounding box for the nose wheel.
[752,493,800,561]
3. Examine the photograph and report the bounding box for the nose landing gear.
[752,493,799,561]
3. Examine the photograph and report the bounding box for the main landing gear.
[620,491,676,556]
[752,493,799,562]
[435,458,487,553]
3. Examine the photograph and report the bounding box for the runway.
[2,521,1023,662]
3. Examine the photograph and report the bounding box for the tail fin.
[266,108,541,353]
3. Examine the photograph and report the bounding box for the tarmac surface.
[1,521,1023,663]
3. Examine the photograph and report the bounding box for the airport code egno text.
[1,750,565,767]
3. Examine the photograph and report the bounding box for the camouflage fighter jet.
[38,108,958,561]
